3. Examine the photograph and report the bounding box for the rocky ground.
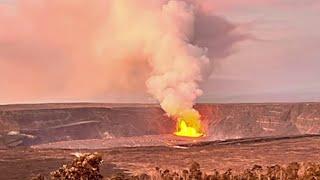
[0,103,320,179]
[0,135,320,179]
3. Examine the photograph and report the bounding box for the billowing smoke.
[0,0,244,133]
[145,1,208,116]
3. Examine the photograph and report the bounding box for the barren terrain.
[0,103,319,179]
[1,103,320,147]
[0,135,320,179]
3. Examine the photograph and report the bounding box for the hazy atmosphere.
[1,1,320,179]
[0,0,319,104]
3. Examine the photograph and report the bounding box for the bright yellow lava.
[174,120,203,138]
[174,109,204,138]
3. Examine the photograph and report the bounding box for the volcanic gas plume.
[0,0,245,137]
[145,1,209,137]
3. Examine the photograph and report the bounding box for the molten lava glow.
[174,109,204,138]
[175,120,203,137]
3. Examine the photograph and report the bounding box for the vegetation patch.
[32,152,320,180]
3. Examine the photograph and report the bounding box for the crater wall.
[0,103,319,146]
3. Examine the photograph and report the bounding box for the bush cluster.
[50,152,103,180]
[32,153,320,180]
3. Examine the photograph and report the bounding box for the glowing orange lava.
[174,109,204,138]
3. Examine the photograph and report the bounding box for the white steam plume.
[146,1,209,116]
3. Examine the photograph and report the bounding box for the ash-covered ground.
[0,103,320,179]
[1,135,320,179]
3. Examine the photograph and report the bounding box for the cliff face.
[0,103,319,146]
[196,103,320,140]
[0,105,174,146]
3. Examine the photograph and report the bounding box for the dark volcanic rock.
[195,103,320,139]
[0,104,175,146]
[0,102,320,146]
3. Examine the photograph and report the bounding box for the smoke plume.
[0,0,244,127]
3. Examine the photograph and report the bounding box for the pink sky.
[0,0,319,104]
[201,0,320,102]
